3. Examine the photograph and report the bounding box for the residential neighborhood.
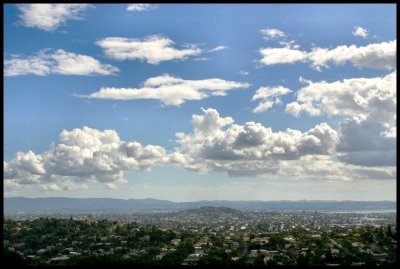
[3,207,397,266]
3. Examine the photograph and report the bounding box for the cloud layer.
[4,49,119,76]
[96,36,202,64]
[260,40,396,70]
[4,108,395,191]
[17,4,91,31]
[77,74,250,106]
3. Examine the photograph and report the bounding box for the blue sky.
[4,4,396,201]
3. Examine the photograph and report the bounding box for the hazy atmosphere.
[4,4,396,201]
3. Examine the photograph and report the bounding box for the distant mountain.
[4,197,396,214]
[4,197,178,213]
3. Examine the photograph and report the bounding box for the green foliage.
[266,234,286,250]
[3,216,397,267]
[198,248,233,266]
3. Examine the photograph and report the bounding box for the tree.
[386,224,393,237]
[197,248,232,266]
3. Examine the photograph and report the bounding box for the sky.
[4,4,396,201]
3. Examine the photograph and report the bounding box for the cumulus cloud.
[260,28,286,40]
[259,40,396,70]
[286,72,396,167]
[4,126,168,190]
[4,49,119,76]
[4,109,395,192]
[126,4,157,12]
[170,108,395,179]
[96,36,202,64]
[285,72,396,121]
[335,116,396,167]
[251,86,292,113]
[77,74,250,106]
[353,26,368,38]
[17,4,91,31]
[171,108,339,175]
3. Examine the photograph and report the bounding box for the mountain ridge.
[4,197,396,214]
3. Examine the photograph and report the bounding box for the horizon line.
[4,196,396,203]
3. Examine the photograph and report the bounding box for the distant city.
[3,198,397,266]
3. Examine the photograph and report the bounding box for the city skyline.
[4,4,396,201]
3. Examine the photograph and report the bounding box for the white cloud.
[17,4,92,31]
[77,74,250,106]
[286,72,396,167]
[252,100,275,113]
[259,47,308,65]
[238,70,249,76]
[260,28,286,40]
[278,155,395,181]
[259,40,396,70]
[126,4,157,12]
[172,108,339,175]
[353,26,368,38]
[285,72,396,121]
[4,109,395,192]
[285,101,322,117]
[4,49,119,76]
[4,126,168,190]
[170,108,395,179]
[96,36,202,64]
[4,178,23,191]
[252,86,291,113]
[308,40,396,70]
[208,45,228,53]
